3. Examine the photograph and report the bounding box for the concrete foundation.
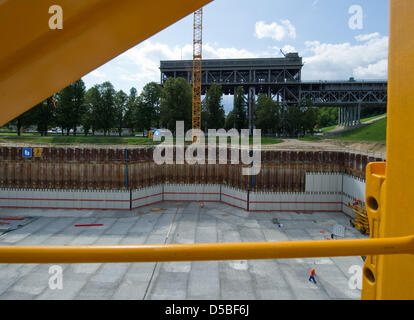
[0,202,367,300]
[0,173,366,220]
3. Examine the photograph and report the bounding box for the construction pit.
[0,146,383,300]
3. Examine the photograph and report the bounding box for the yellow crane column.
[192,8,203,136]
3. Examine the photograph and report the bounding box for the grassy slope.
[330,118,387,142]
[0,136,155,145]
[360,113,387,123]
[320,113,387,132]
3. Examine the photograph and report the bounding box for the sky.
[82,0,389,112]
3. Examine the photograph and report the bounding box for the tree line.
[7,77,346,137]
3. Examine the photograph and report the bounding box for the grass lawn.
[299,136,323,142]
[0,135,284,146]
[259,137,284,145]
[360,113,387,123]
[319,113,387,133]
[320,125,337,133]
[329,118,387,142]
[0,135,155,145]
[0,132,38,137]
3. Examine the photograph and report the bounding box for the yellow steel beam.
[0,0,212,126]
[0,236,413,264]
[361,0,414,300]
[192,8,203,133]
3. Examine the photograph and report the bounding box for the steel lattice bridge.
[160,53,387,131]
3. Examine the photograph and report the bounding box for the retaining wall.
[131,185,163,209]
[0,147,384,191]
[0,189,130,210]
[163,184,221,203]
[249,192,342,213]
[0,173,365,219]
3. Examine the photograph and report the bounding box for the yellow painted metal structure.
[0,0,212,126]
[361,1,414,299]
[192,8,203,133]
[0,0,414,300]
[349,203,370,235]
[0,236,413,264]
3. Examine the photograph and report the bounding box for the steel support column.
[352,106,356,126]
[345,107,348,127]
[338,107,341,126]
[354,106,358,126]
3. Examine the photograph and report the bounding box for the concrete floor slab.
[0,202,366,300]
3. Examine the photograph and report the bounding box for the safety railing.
[0,236,413,264]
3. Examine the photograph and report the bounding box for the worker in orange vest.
[309,268,317,284]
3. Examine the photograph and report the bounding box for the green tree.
[13,109,35,136]
[140,82,162,130]
[281,106,303,137]
[317,107,338,128]
[56,79,86,135]
[254,94,279,134]
[124,87,138,135]
[84,86,102,135]
[32,97,56,136]
[160,78,192,131]
[233,86,247,131]
[301,101,319,135]
[114,90,128,136]
[80,106,94,136]
[224,110,236,131]
[205,84,225,129]
[97,81,116,136]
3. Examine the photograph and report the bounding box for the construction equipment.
[349,201,370,235]
[192,8,203,138]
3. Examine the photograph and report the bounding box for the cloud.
[354,59,388,78]
[88,70,106,79]
[203,44,257,59]
[302,33,388,80]
[355,32,381,42]
[86,41,259,93]
[254,20,296,41]
[272,45,297,56]
[83,32,388,95]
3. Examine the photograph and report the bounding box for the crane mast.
[192,8,203,136]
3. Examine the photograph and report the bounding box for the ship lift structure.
[0,0,413,300]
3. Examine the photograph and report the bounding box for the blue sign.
[23,148,32,158]
[153,130,161,138]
